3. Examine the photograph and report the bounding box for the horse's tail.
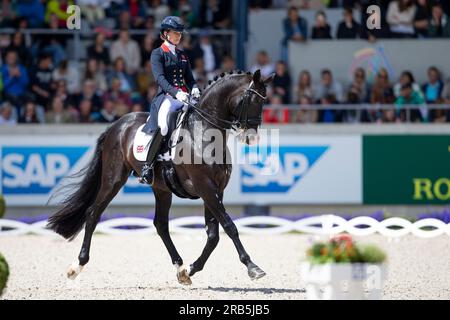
[47,129,109,241]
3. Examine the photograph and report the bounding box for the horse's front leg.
[153,188,191,285]
[197,187,266,280]
[188,206,220,277]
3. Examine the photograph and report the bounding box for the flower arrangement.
[306,234,386,265]
[0,252,9,296]
[0,194,5,219]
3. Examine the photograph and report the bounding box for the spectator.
[394,71,423,99]
[107,57,135,92]
[336,7,361,39]
[45,0,73,28]
[250,51,275,79]
[77,99,95,123]
[117,9,132,30]
[4,31,31,67]
[295,70,315,102]
[0,101,17,125]
[348,67,370,103]
[437,77,450,122]
[386,0,417,38]
[281,6,308,61]
[315,69,343,103]
[396,82,427,122]
[136,60,155,96]
[92,99,119,123]
[110,29,141,75]
[192,57,209,88]
[368,68,395,123]
[198,0,231,29]
[0,0,16,28]
[126,0,146,28]
[312,10,332,39]
[422,66,444,122]
[414,0,431,38]
[40,13,68,66]
[132,102,145,112]
[53,60,81,95]
[263,94,289,124]
[319,94,341,123]
[18,100,42,123]
[84,58,107,94]
[147,0,171,28]
[292,95,318,123]
[71,79,103,112]
[87,32,111,69]
[30,53,53,109]
[140,34,156,66]
[102,78,132,108]
[16,0,45,28]
[193,30,221,75]
[77,0,106,27]
[1,50,29,108]
[272,61,291,104]
[53,79,71,107]
[45,96,77,124]
[428,2,450,38]
[422,66,443,103]
[220,55,236,73]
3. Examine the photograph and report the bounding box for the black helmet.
[160,16,185,34]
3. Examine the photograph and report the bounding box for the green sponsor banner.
[363,135,450,204]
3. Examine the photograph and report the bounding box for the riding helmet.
[160,16,186,34]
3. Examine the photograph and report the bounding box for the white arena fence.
[1,215,450,238]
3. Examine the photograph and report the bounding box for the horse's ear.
[263,73,275,85]
[252,69,261,83]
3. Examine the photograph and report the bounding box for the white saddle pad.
[133,112,187,162]
[133,123,154,162]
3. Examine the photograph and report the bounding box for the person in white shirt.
[110,29,141,75]
[387,0,417,38]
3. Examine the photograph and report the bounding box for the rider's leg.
[140,97,184,184]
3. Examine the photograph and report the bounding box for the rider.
[140,16,201,185]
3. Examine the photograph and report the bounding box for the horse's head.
[230,69,274,145]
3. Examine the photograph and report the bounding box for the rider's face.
[166,30,182,45]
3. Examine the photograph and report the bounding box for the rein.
[187,81,267,131]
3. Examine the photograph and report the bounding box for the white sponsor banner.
[0,134,362,206]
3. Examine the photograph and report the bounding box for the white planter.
[300,262,387,300]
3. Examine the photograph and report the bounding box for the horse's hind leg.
[188,207,219,277]
[67,164,130,280]
[153,188,191,285]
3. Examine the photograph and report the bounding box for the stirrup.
[139,162,154,185]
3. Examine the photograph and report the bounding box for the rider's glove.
[175,91,189,104]
[191,87,201,100]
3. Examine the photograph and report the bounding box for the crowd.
[253,53,450,123]
[0,0,449,125]
[0,0,235,125]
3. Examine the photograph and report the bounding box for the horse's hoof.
[177,266,192,285]
[248,265,266,280]
[67,263,83,280]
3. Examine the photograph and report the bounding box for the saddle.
[133,107,199,200]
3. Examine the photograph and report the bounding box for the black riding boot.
[139,128,163,185]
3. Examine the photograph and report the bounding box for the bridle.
[188,80,267,131]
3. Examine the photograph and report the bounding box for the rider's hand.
[175,91,189,104]
[191,87,201,100]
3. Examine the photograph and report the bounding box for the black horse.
[47,69,274,285]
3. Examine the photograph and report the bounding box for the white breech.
[158,95,185,136]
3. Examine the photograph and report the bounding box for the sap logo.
[1,147,89,195]
[241,146,328,193]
